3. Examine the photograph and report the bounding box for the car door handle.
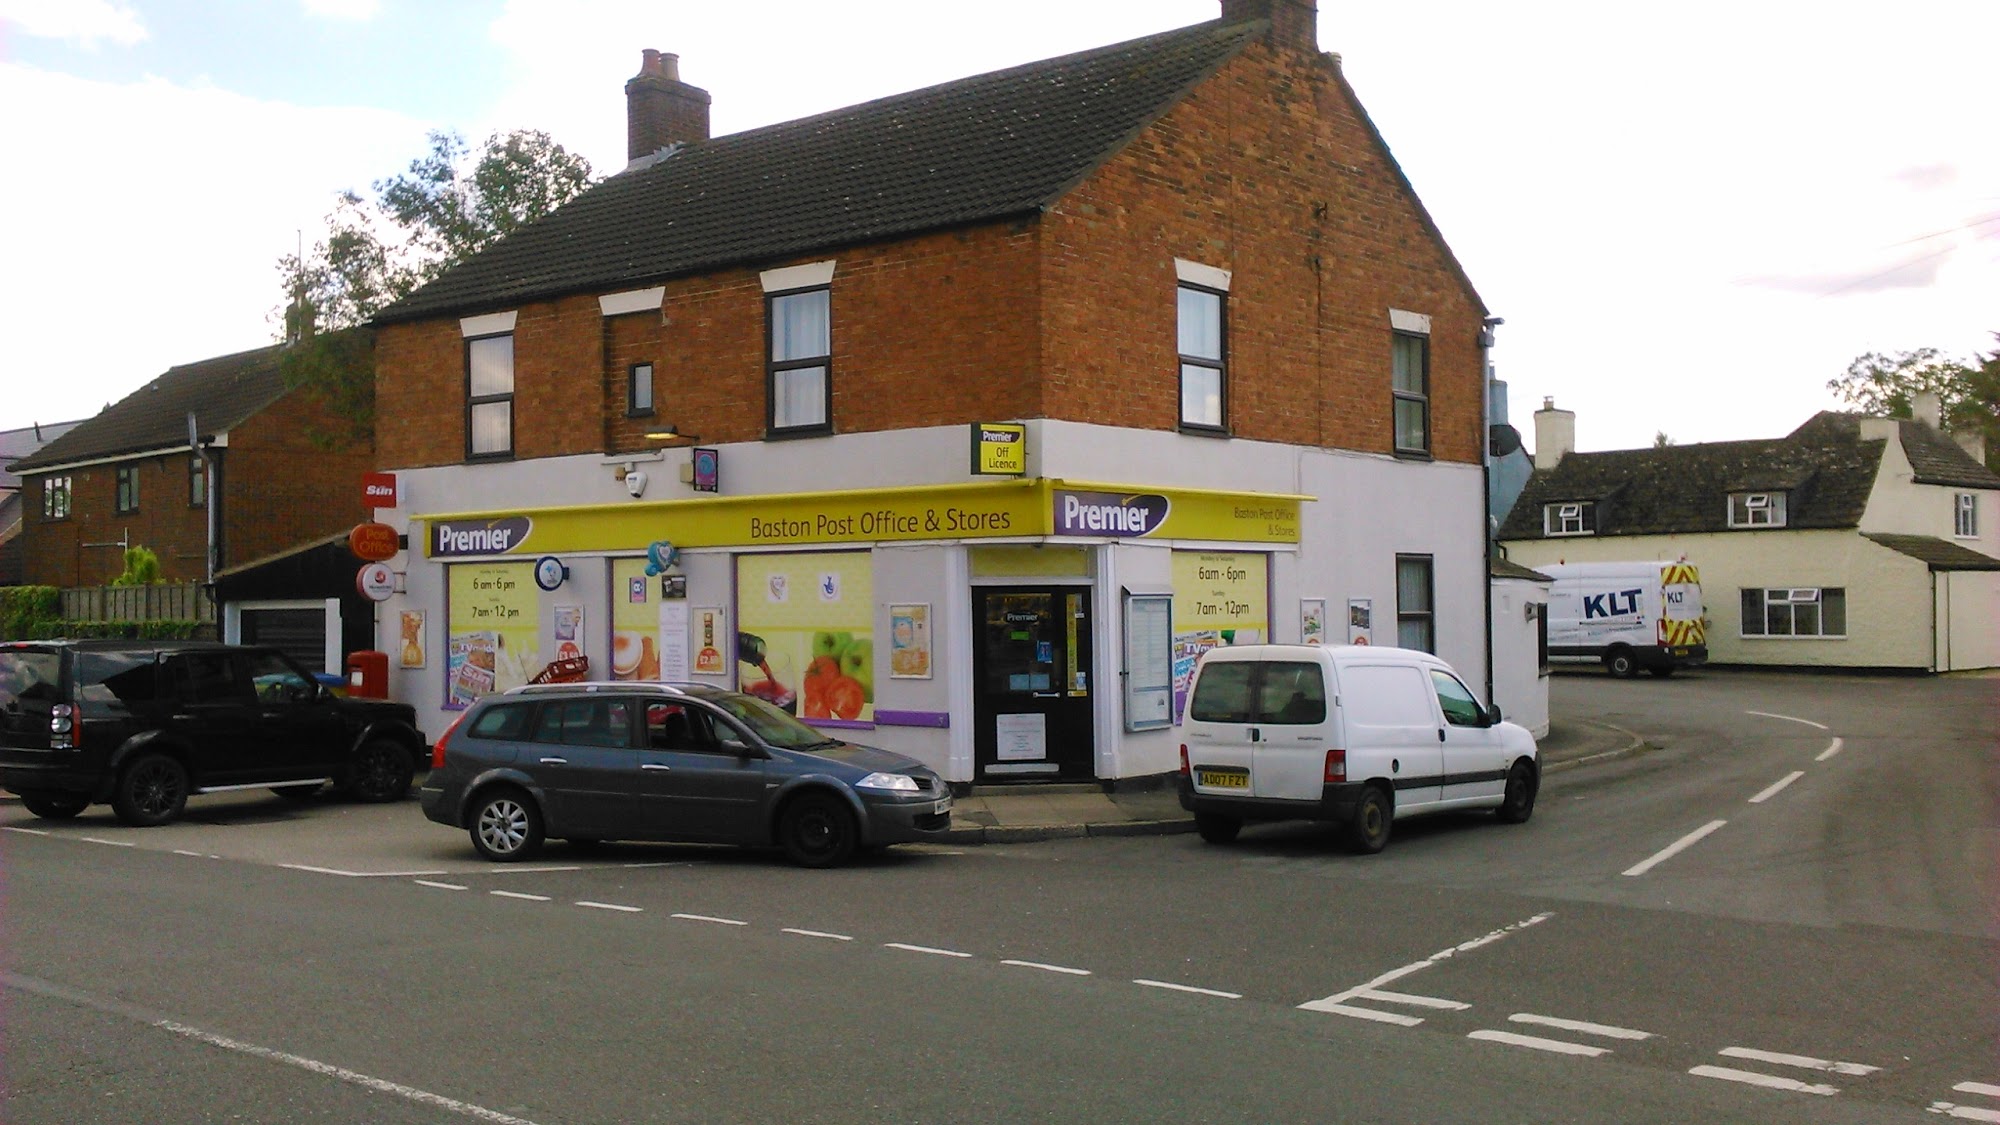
[538,756,569,765]
[641,763,672,772]
[1437,729,1446,742]
[1031,692,1060,698]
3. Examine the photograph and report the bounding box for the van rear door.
[1248,659,1332,801]
[1334,663,1443,810]
[1182,659,1258,795]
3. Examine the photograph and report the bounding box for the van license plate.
[1198,770,1249,790]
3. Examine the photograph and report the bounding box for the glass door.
[972,587,1093,781]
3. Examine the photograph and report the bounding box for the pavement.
[941,716,1648,844]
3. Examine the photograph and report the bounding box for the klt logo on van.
[1582,588,1644,618]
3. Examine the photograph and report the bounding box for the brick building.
[7,344,374,591]
[368,0,1500,783]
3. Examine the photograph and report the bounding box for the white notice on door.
[994,713,1047,761]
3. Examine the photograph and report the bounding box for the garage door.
[240,607,330,672]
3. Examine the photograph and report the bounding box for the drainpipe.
[1480,316,1504,705]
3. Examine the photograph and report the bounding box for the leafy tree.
[1827,339,2000,471]
[110,547,163,587]
[277,129,596,444]
[1652,431,1675,448]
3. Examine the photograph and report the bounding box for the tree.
[277,129,596,444]
[1653,431,1675,448]
[1827,340,2000,471]
[110,547,163,587]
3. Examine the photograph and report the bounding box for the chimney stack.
[1219,0,1320,53]
[625,49,710,165]
[1911,391,1943,430]
[1534,396,1575,470]
[1952,428,1987,465]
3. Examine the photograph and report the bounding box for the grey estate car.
[421,682,952,867]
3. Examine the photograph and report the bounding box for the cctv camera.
[625,470,648,497]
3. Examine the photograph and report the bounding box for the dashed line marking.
[281,864,449,878]
[1134,979,1240,999]
[1955,1082,2000,1098]
[1746,710,1829,730]
[1,826,50,836]
[1689,1065,1838,1096]
[1299,911,1554,1023]
[1311,1003,1423,1026]
[1469,1029,1609,1057]
[173,849,204,857]
[1817,737,1844,761]
[620,862,696,869]
[884,942,972,958]
[1509,1013,1652,1041]
[79,836,135,847]
[1001,959,1091,976]
[1624,820,1727,877]
[414,880,467,891]
[782,928,853,941]
[672,913,747,926]
[575,901,642,913]
[489,890,550,902]
[1358,988,1469,1011]
[1719,1046,1879,1075]
[1929,1102,2000,1121]
[1748,771,1805,804]
[489,865,582,874]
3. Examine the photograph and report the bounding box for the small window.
[41,476,71,520]
[531,698,634,747]
[627,363,655,417]
[466,333,515,458]
[1254,662,1326,725]
[1955,493,1978,538]
[1728,491,1787,528]
[76,651,159,707]
[172,652,246,703]
[244,650,314,704]
[1187,661,1255,724]
[1396,554,1435,652]
[1392,332,1430,456]
[189,456,206,508]
[1178,283,1226,431]
[469,703,534,740]
[767,287,831,435]
[115,466,139,514]
[1740,587,1845,638]
[1544,501,1596,536]
[1430,669,1485,726]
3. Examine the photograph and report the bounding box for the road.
[1,670,1993,1123]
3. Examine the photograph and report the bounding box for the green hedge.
[0,586,59,640]
[20,620,209,641]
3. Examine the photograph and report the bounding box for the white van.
[1540,561,1707,677]
[1176,644,1539,853]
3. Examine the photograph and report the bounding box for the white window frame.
[1740,586,1846,639]
[1728,491,1787,528]
[1955,492,1978,539]
[1543,501,1596,536]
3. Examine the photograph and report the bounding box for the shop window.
[115,466,139,514]
[1392,331,1430,456]
[1396,554,1434,652]
[466,333,515,458]
[1178,283,1226,431]
[767,287,831,436]
[42,475,70,520]
[1544,501,1596,536]
[1740,587,1845,638]
[628,363,655,417]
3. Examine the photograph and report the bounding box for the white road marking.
[1299,912,1554,1022]
[1817,737,1845,761]
[490,865,582,873]
[1359,989,1469,1010]
[884,942,972,958]
[1134,979,1241,999]
[1509,1013,1653,1040]
[281,864,449,878]
[575,901,642,913]
[1001,959,1091,976]
[672,913,747,926]
[490,891,550,902]
[1623,820,1727,876]
[1689,1064,1838,1095]
[1746,710,1829,730]
[1719,1046,1880,1075]
[414,880,467,891]
[158,1019,544,1124]
[1469,1029,1609,1057]
[620,862,697,869]
[1,826,50,836]
[1955,1082,2000,1098]
[173,849,205,857]
[1748,771,1806,804]
[782,928,854,941]
[1931,1103,2000,1122]
[79,836,135,847]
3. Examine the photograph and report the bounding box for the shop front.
[400,478,1304,783]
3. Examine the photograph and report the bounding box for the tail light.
[1178,744,1190,776]
[1323,748,1346,783]
[50,703,76,750]
[1657,619,1666,644]
[432,710,471,769]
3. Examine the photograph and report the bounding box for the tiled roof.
[0,419,82,490]
[1490,556,1552,582]
[1787,411,2000,488]
[8,344,289,473]
[1498,411,1886,540]
[375,20,1263,324]
[1863,533,2000,570]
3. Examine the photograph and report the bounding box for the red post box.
[345,650,389,699]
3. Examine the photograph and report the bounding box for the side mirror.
[1484,703,1503,726]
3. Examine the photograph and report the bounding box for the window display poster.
[445,562,539,709]
[1300,598,1326,646]
[995,712,1047,760]
[692,607,728,676]
[889,603,931,679]
[658,599,691,682]
[736,552,873,721]
[1348,598,1374,645]
[553,605,584,663]
[398,610,426,669]
[610,557,660,680]
[1169,551,1269,722]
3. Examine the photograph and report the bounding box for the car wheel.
[19,791,89,820]
[1194,812,1241,844]
[112,754,189,827]
[779,791,857,868]
[342,740,414,803]
[1496,760,1539,824]
[1607,650,1636,678]
[1346,786,1392,854]
[470,788,544,862]
[270,783,323,803]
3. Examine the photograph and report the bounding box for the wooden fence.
[60,583,215,624]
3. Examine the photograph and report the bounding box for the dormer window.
[1544,501,1596,536]
[1728,491,1787,528]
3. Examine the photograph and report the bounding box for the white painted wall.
[1489,577,1550,737]
[1941,570,2000,671]
[1857,429,2000,558]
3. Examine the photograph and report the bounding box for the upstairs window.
[1177,283,1226,431]
[115,466,139,514]
[1741,586,1845,638]
[1392,331,1430,456]
[1955,493,1978,538]
[627,363,655,417]
[42,476,70,520]
[466,333,515,458]
[1544,501,1596,536]
[1728,491,1787,528]
[767,287,831,436]
[188,456,206,508]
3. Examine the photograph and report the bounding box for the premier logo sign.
[1053,490,1169,537]
[432,516,533,557]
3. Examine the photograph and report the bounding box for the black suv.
[0,640,427,827]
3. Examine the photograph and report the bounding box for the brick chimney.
[1219,0,1319,52]
[1534,396,1575,470]
[625,49,710,164]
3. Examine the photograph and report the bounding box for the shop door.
[972,587,1093,781]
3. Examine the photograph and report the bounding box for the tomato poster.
[735,552,873,723]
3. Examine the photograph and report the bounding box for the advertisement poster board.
[445,562,538,709]
[1169,551,1269,722]
[398,610,426,668]
[1348,598,1374,645]
[692,607,728,676]
[553,605,584,663]
[610,558,659,680]
[658,599,690,682]
[735,552,874,722]
[888,603,931,679]
[1300,598,1326,646]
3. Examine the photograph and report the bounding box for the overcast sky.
[2,0,1994,453]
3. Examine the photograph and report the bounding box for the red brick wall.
[225,386,374,567]
[1041,39,1487,463]
[18,456,208,586]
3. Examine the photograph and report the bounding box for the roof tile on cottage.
[1862,533,2000,571]
[8,344,290,474]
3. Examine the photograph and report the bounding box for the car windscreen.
[0,649,62,709]
[700,691,837,751]
[76,651,161,707]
